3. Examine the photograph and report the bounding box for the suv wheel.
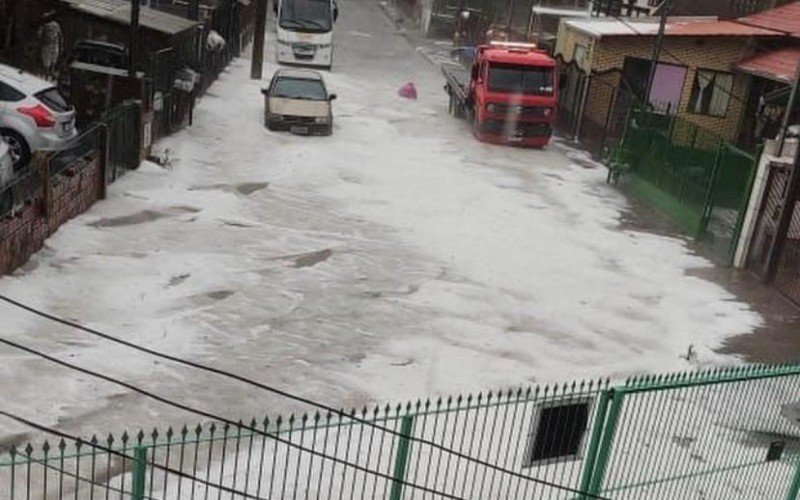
[0,129,31,171]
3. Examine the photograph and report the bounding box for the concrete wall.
[0,157,104,275]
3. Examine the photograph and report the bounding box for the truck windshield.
[280,0,333,32]
[273,78,328,100]
[487,64,554,95]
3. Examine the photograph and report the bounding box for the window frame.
[521,396,595,468]
[688,67,735,119]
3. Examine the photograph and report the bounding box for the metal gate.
[747,160,800,305]
[775,192,800,305]
[104,101,141,182]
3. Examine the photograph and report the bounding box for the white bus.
[275,0,339,69]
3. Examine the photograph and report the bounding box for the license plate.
[290,126,309,135]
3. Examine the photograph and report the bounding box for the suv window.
[0,81,25,102]
[35,88,72,112]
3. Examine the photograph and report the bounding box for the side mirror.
[261,88,269,95]
[329,94,337,101]
[333,4,339,22]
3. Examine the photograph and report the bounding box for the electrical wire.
[0,336,465,499]
[0,409,265,500]
[0,295,611,499]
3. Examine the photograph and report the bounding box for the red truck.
[443,42,558,148]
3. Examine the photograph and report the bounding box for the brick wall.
[588,36,752,142]
[556,23,755,145]
[0,157,103,275]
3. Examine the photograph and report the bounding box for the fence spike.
[151,428,159,442]
[106,434,114,447]
[301,413,309,424]
[249,418,257,430]
[43,440,51,453]
[8,444,16,458]
[422,399,430,410]
[25,443,33,456]
[208,423,217,435]
[59,439,67,451]
[313,412,321,423]
[166,427,174,439]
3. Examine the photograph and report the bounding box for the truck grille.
[481,120,551,138]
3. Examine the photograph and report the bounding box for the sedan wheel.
[0,130,31,171]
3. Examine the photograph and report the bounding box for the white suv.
[0,63,77,170]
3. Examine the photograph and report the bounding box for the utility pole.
[645,0,670,105]
[129,0,141,77]
[506,0,515,31]
[776,60,800,157]
[251,0,268,79]
[188,0,200,21]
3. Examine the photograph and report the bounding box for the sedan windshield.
[272,78,327,100]
[280,0,332,32]
[487,64,554,95]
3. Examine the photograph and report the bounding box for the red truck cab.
[469,43,557,147]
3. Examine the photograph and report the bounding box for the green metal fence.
[3,366,800,499]
[610,109,759,265]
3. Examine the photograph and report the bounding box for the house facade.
[555,16,786,153]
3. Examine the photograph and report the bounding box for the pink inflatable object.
[398,82,417,99]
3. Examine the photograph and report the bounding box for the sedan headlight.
[314,116,330,124]
[269,113,284,121]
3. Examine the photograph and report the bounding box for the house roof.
[62,0,200,35]
[736,47,800,83]
[666,19,784,36]
[563,16,784,38]
[736,1,800,37]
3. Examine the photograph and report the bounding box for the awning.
[736,47,800,84]
[62,0,200,35]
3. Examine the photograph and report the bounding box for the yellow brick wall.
[585,35,752,142]
[554,20,595,73]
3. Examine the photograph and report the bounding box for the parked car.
[0,138,13,214]
[0,63,78,170]
[262,69,336,136]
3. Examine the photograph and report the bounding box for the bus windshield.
[487,64,554,95]
[280,0,333,32]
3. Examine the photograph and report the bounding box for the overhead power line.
[0,336,467,500]
[0,294,612,499]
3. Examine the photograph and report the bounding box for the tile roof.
[62,0,200,35]
[736,47,800,83]
[666,19,784,36]
[736,1,800,37]
[564,16,785,38]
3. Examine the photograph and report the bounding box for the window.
[0,81,25,102]
[690,70,734,117]
[35,88,72,112]
[523,398,592,467]
[272,78,327,100]
[487,64,554,96]
[280,0,333,32]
